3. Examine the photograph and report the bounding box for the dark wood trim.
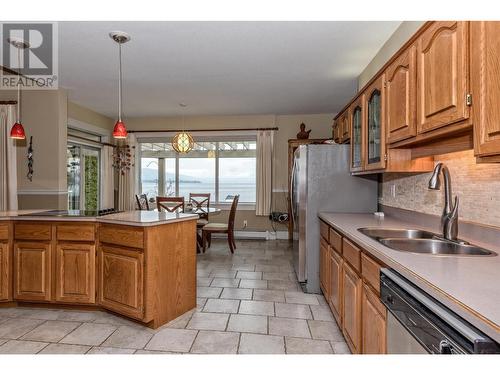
[68,134,116,148]
[0,101,18,105]
[127,127,279,133]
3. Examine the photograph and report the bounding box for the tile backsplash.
[380,149,500,228]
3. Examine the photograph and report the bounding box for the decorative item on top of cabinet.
[417,21,470,135]
[385,45,417,144]
[364,75,386,170]
[471,21,500,162]
[296,123,311,139]
[350,95,365,173]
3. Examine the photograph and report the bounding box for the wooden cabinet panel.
[0,242,10,301]
[386,45,417,143]
[417,21,469,134]
[342,262,362,353]
[319,221,330,242]
[319,238,329,295]
[339,111,350,143]
[98,245,144,320]
[342,238,361,272]
[99,225,144,249]
[333,119,341,143]
[362,283,387,354]
[471,21,500,157]
[364,75,386,170]
[361,253,382,295]
[329,228,342,254]
[14,242,52,301]
[14,223,51,241]
[329,248,343,326]
[0,223,8,241]
[350,96,365,172]
[56,243,95,304]
[57,224,95,242]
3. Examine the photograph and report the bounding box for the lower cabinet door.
[342,262,362,353]
[329,249,343,326]
[0,242,10,301]
[14,242,52,301]
[319,239,326,293]
[98,245,144,320]
[362,283,387,354]
[56,243,96,304]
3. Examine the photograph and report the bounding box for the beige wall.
[127,113,334,232]
[358,21,425,90]
[68,101,114,131]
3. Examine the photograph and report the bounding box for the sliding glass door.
[67,143,101,210]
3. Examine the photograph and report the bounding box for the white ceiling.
[59,21,401,118]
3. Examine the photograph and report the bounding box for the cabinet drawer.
[99,225,144,249]
[57,224,95,242]
[342,238,361,272]
[0,223,9,241]
[329,228,342,254]
[320,221,330,242]
[15,223,51,241]
[361,253,382,295]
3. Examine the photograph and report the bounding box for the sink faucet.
[428,163,459,241]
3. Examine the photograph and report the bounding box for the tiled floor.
[0,239,350,354]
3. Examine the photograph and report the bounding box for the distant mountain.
[141,167,255,184]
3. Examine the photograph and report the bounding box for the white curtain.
[118,133,138,211]
[0,105,18,211]
[101,145,115,209]
[256,130,274,216]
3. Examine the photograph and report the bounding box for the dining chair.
[202,195,239,254]
[156,196,185,213]
[135,194,150,210]
[189,193,210,228]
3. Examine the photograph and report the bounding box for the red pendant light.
[109,31,131,140]
[8,37,29,140]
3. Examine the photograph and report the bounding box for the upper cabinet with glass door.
[364,75,386,170]
[350,95,364,172]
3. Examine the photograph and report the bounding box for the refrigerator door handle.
[290,157,296,223]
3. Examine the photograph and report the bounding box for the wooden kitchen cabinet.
[350,96,365,172]
[329,247,343,326]
[98,245,144,320]
[14,242,52,302]
[0,242,10,301]
[417,21,470,134]
[342,261,362,353]
[55,243,96,304]
[385,45,417,143]
[362,283,387,354]
[471,21,500,160]
[319,238,330,297]
[364,74,386,170]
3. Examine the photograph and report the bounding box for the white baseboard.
[211,230,289,240]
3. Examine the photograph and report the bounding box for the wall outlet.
[390,184,396,198]
[243,220,248,228]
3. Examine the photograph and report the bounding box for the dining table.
[186,207,222,253]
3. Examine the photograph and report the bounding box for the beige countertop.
[0,210,199,227]
[318,212,500,343]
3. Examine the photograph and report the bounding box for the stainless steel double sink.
[357,227,497,256]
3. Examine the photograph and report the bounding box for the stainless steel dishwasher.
[380,268,500,354]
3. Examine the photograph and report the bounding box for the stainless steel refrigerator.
[291,144,377,294]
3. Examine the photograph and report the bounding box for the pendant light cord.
[118,42,122,122]
[17,46,21,123]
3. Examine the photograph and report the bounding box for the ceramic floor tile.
[57,311,104,322]
[284,291,320,305]
[239,279,268,289]
[190,331,239,354]
[87,347,135,354]
[60,323,117,346]
[197,298,208,311]
[285,337,333,354]
[331,341,351,354]
[308,320,344,341]
[310,305,334,321]
[145,328,197,353]
[0,308,24,319]
[226,314,267,334]
[236,271,262,280]
[165,310,194,329]
[210,278,240,288]
[231,265,255,271]
[269,317,311,338]
[92,313,143,327]
[220,287,253,300]
[210,270,237,278]
[196,286,223,298]
[101,325,154,349]
[238,300,274,316]
[255,265,281,273]
[197,277,213,286]
[0,318,45,339]
[267,280,300,291]
[253,289,285,303]
[0,339,48,354]
[134,349,176,354]
[39,343,91,354]
[275,303,312,319]
[203,299,240,313]
[186,312,229,331]
[238,333,285,354]
[262,272,292,281]
[17,309,63,321]
[21,320,81,343]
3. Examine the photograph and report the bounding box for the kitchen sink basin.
[358,227,437,240]
[378,238,497,257]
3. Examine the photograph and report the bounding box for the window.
[67,143,100,210]
[139,138,256,204]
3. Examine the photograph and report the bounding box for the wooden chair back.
[189,193,210,220]
[227,195,240,231]
[135,194,150,210]
[156,196,185,213]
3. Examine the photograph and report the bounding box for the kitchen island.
[0,210,198,329]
